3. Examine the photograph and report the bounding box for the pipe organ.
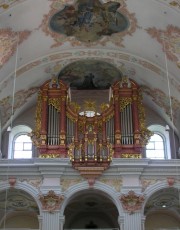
[31,77,151,164]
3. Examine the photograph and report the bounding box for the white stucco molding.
[141,179,180,214]
[0,179,42,214]
[60,180,124,215]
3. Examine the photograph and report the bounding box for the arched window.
[13,134,32,159]
[146,125,171,159]
[146,133,165,159]
[8,125,33,159]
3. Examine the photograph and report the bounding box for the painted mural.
[49,0,129,42]
[58,60,122,89]
[40,0,137,47]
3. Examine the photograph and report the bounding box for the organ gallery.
[31,76,151,180]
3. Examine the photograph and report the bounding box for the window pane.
[146,142,155,150]
[23,142,32,150]
[155,142,164,150]
[16,135,31,142]
[14,150,32,159]
[156,150,165,158]
[14,142,23,151]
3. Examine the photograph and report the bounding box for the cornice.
[0,158,179,178]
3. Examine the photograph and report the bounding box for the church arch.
[0,181,41,229]
[61,181,122,229]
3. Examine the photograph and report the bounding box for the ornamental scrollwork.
[121,153,141,158]
[137,89,152,146]
[120,190,145,214]
[119,97,132,111]
[34,91,42,137]
[48,98,61,112]
[39,190,64,213]
[39,153,60,158]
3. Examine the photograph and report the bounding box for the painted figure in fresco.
[77,73,97,89]
[50,0,129,42]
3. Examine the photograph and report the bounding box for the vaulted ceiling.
[0,0,180,137]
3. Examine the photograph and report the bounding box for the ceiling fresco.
[58,60,122,89]
[49,0,129,42]
[40,0,137,47]
[0,0,180,137]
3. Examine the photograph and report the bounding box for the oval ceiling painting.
[58,60,122,90]
[50,0,129,42]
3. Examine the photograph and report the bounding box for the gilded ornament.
[104,112,114,122]
[137,89,152,146]
[39,154,60,158]
[119,97,132,111]
[48,98,61,111]
[66,112,77,122]
[83,100,96,111]
[43,96,48,102]
[30,92,43,146]
[70,102,81,113]
[121,153,141,158]
[35,92,42,136]
[100,103,109,112]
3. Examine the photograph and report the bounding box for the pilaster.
[42,211,60,230]
[124,212,142,230]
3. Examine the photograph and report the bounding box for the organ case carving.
[31,77,151,161]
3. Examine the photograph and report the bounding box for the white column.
[42,211,60,230]
[123,212,142,230]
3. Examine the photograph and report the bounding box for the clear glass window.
[13,134,32,159]
[146,134,165,159]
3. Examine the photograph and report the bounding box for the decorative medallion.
[39,190,64,213]
[40,0,137,47]
[120,190,145,214]
[49,0,129,42]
